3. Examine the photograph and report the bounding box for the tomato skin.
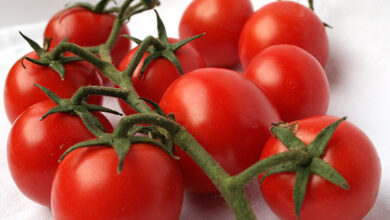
[4,52,103,123]
[260,115,381,220]
[179,0,253,67]
[7,101,112,207]
[160,68,280,194]
[44,6,130,66]
[117,38,205,115]
[51,144,184,220]
[239,1,328,68]
[244,45,329,122]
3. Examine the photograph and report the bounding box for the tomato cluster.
[4,1,380,220]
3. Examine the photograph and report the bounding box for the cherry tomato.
[160,68,280,194]
[239,1,328,68]
[179,0,253,67]
[117,38,205,115]
[4,51,103,123]
[244,44,329,122]
[44,6,130,66]
[260,115,381,220]
[51,143,184,220]
[7,100,112,207]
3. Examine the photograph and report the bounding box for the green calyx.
[20,32,83,80]
[123,10,204,79]
[261,117,349,219]
[36,84,121,135]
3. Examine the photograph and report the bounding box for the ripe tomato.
[244,45,329,122]
[160,68,280,194]
[117,38,205,115]
[7,100,112,207]
[260,115,381,220]
[44,6,130,66]
[179,0,253,67]
[239,1,328,68]
[51,143,184,220]
[4,51,103,123]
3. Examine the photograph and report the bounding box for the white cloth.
[1,0,389,219]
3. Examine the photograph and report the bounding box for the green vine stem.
[37,1,349,219]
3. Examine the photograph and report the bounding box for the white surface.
[1,0,389,219]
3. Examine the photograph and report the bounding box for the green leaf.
[293,167,311,219]
[61,56,84,64]
[112,138,131,174]
[50,61,66,79]
[154,10,168,42]
[139,97,166,116]
[259,162,298,185]
[84,104,122,116]
[307,117,346,157]
[77,110,106,133]
[40,106,72,121]
[309,157,349,190]
[171,33,205,52]
[22,56,48,67]
[19,31,45,56]
[59,138,109,162]
[139,52,161,78]
[271,125,306,150]
[162,50,183,74]
[34,84,62,104]
[122,34,143,45]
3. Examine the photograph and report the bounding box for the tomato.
[239,1,328,68]
[159,68,280,194]
[51,143,183,220]
[179,0,253,67]
[44,6,130,67]
[4,51,103,123]
[117,38,205,115]
[244,44,329,122]
[259,115,381,220]
[7,100,112,207]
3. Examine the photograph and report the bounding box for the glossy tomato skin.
[179,0,253,67]
[239,1,328,68]
[7,100,112,207]
[44,6,130,66]
[260,116,381,220]
[244,45,329,122]
[160,68,280,194]
[51,144,184,220]
[4,52,103,123]
[117,38,205,115]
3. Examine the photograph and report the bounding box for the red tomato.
[179,0,253,67]
[239,1,328,68]
[44,6,130,66]
[160,68,280,194]
[117,38,205,115]
[51,144,184,220]
[7,100,112,207]
[244,45,329,122]
[260,116,381,220]
[4,51,103,123]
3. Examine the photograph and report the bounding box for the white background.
[0,0,389,219]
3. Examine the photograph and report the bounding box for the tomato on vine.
[244,44,329,122]
[117,38,205,115]
[51,143,184,220]
[239,1,329,68]
[179,0,253,67]
[4,51,103,123]
[160,68,280,194]
[259,115,381,220]
[7,100,112,207]
[44,6,130,66]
